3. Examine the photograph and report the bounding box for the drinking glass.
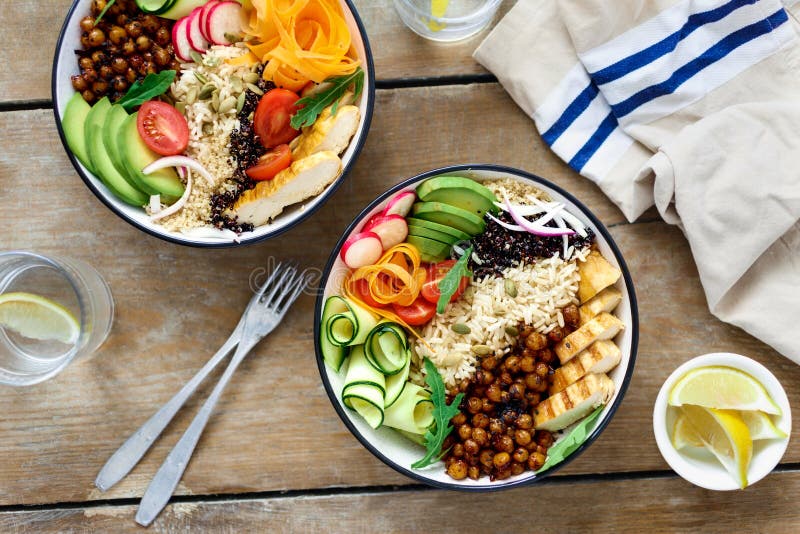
[393,0,502,42]
[0,251,113,386]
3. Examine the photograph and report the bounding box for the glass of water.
[0,251,113,386]
[393,0,502,42]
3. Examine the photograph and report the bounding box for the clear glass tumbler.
[393,0,502,42]
[0,251,113,386]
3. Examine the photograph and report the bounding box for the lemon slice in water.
[680,405,752,489]
[0,292,80,345]
[428,0,449,32]
[668,366,781,415]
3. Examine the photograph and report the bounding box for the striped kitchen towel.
[475,0,800,363]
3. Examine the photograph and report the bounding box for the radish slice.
[382,191,416,217]
[186,8,209,52]
[363,214,409,249]
[340,232,383,269]
[150,171,193,221]
[171,17,193,62]
[199,0,221,42]
[206,1,244,46]
[142,155,214,184]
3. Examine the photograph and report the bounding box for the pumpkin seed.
[185,88,198,105]
[174,101,186,114]
[236,92,246,114]
[190,51,204,65]
[504,279,518,298]
[202,122,213,136]
[211,89,220,111]
[505,325,519,337]
[218,96,237,114]
[243,72,260,84]
[231,76,243,94]
[471,345,493,356]
[198,83,215,100]
[246,82,264,95]
[451,323,471,335]
[224,32,243,44]
[204,55,220,67]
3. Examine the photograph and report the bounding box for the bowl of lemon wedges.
[653,353,790,490]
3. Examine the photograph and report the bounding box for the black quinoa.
[469,211,595,277]
[209,72,277,233]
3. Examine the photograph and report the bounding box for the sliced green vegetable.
[383,382,434,435]
[290,67,365,129]
[320,298,349,371]
[436,245,473,314]
[535,405,605,474]
[411,358,464,469]
[324,296,379,348]
[342,345,385,429]
[384,352,411,408]
[364,322,409,375]
[117,70,177,112]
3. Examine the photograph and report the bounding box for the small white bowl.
[653,353,791,490]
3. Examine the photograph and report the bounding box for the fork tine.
[262,264,297,305]
[254,261,283,298]
[275,270,310,313]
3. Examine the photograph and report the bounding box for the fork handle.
[135,339,257,527]
[94,331,241,492]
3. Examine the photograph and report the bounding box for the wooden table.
[2,1,799,531]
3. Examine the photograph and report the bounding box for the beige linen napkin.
[475,0,800,363]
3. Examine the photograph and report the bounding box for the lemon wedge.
[671,411,704,450]
[739,410,787,440]
[668,366,781,415]
[0,292,80,345]
[680,405,752,489]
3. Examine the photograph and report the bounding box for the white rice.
[153,45,251,232]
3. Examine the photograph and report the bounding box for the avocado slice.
[406,235,451,263]
[85,97,149,206]
[119,113,184,202]
[103,104,131,178]
[406,217,471,242]
[408,224,460,246]
[62,93,95,174]
[410,202,486,236]
[416,176,498,217]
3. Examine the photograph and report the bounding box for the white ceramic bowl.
[314,164,639,490]
[653,352,791,491]
[52,0,375,247]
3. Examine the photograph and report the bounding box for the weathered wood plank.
[0,84,797,507]
[0,0,509,104]
[3,470,800,532]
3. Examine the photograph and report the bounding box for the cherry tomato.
[245,144,292,181]
[352,278,385,308]
[393,296,436,326]
[136,100,189,156]
[253,88,301,149]
[420,260,469,305]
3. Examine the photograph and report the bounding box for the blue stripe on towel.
[611,8,789,118]
[591,0,758,85]
[541,83,599,145]
[568,112,618,172]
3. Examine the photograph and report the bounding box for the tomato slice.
[393,296,436,326]
[245,144,292,181]
[253,88,301,149]
[136,100,189,156]
[352,278,385,308]
[420,260,469,305]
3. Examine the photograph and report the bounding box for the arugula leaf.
[117,70,177,112]
[290,67,365,129]
[94,0,116,25]
[535,405,604,474]
[411,358,464,469]
[436,245,473,314]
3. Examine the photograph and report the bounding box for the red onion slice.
[142,156,214,184]
[503,196,575,237]
[150,171,193,221]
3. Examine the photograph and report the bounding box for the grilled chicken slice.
[550,340,622,394]
[578,250,621,303]
[579,286,623,324]
[555,312,625,364]
[228,151,342,226]
[534,373,614,431]
[292,104,360,159]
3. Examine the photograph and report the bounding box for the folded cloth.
[475,0,800,363]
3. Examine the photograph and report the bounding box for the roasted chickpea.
[480,355,498,371]
[447,459,468,480]
[538,348,555,364]
[466,396,482,414]
[99,65,113,79]
[81,89,96,103]
[535,362,549,378]
[480,398,494,414]
[91,0,107,14]
[116,13,131,26]
[479,450,494,468]
[520,356,536,373]
[111,75,128,93]
[451,443,465,458]
[457,424,472,441]
[467,466,480,480]
[505,355,520,373]
[525,332,548,351]
[71,74,88,92]
[471,427,488,447]
[513,447,529,463]
[547,326,565,343]
[510,462,525,476]
[82,68,98,83]
[90,50,107,64]
[514,429,532,446]
[528,452,546,470]
[80,16,95,32]
[516,413,533,430]
[141,14,161,33]
[87,28,106,47]
[464,439,480,455]
[125,20,143,38]
[508,382,525,400]
[472,413,489,430]
[499,372,513,386]
[136,35,152,52]
[125,68,138,83]
[489,418,505,435]
[155,26,171,46]
[494,434,514,454]
[92,79,109,95]
[486,383,502,403]
[111,56,128,73]
[563,304,580,327]
[452,412,467,426]
[122,39,136,55]
[537,431,554,448]
[492,452,511,470]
